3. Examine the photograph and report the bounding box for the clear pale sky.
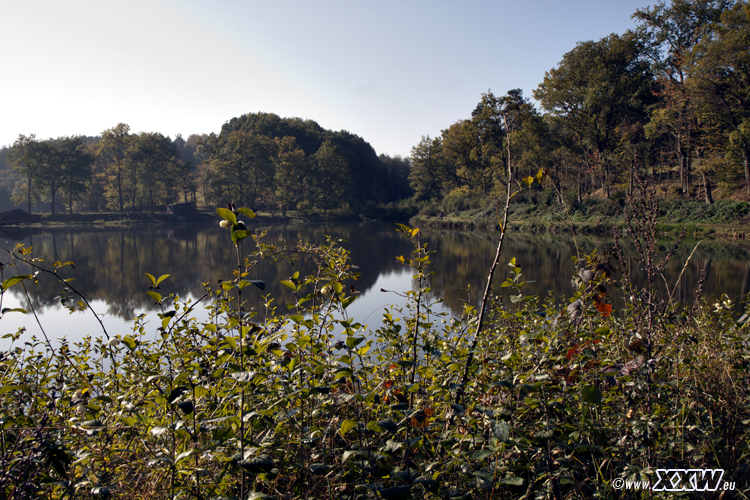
[1,0,655,158]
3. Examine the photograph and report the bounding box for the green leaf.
[471,449,494,460]
[309,463,332,475]
[383,439,404,453]
[340,419,358,436]
[346,336,365,349]
[0,385,31,396]
[151,427,169,437]
[1,308,27,315]
[280,280,297,291]
[240,454,275,473]
[500,476,525,486]
[121,416,136,426]
[334,369,353,380]
[1,275,33,291]
[147,291,162,302]
[236,207,256,219]
[492,420,510,441]
[370,419,398,434]
[232,229,249,244]
[231,371,260,384]
[216,207,236,224]
[376,486,412,500]
[238,280,266,290]
[144,273,156,286]
[155,274,170,286]
[0,416,15,430]
[581,385,602,404]
[342,450,367,462]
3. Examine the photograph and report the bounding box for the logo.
[652,469,725,492]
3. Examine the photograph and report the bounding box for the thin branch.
[11,250,110,340]
[455,113,514,407]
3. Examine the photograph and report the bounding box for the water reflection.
[0,223,748,345]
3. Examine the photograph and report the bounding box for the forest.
[1,0,749,221]
[0,117,411,218]
[408,0,750,217]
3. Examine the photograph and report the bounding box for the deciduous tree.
[99,123,131,213]
[273,136,307,215]
[311,140,349,215]
[534,31,656,198]
[688,0,750,194]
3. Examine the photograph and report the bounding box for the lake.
[1,221,748,347]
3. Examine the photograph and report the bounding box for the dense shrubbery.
[0,199,749,499]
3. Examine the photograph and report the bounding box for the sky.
[1,0,656,158]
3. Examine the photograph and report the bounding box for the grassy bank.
[0,210,301,228]
[412,196,750,240]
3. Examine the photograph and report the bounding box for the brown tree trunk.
[701,171,713,204]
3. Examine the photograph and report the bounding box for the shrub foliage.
[0,198,748,499]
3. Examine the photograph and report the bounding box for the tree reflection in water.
[0,223,748,346]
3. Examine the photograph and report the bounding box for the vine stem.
[410,232,422,392]
[456,113,514,406]
[235,241,247,499]
[8,251,93,389]
[10,249,110,340]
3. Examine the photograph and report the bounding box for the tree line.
[0,114,411,215]
[3,0,747,218]
[409,0,750,211]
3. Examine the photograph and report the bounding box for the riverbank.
[411,197,750,240]
[0,208,302,228]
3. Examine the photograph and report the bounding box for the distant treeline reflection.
[1,223,748,320]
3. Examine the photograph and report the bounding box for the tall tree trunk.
[629,160,634,196]
[677,133,686,195]
[604,158,610,199]
[117,169,123,214]
[50,180,57,215]
[27,174,32,214]
[701,171,713,204]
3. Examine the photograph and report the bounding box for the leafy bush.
[443,186,480,213]
[0,202,748,499]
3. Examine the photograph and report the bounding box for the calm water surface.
[1,222,748,348]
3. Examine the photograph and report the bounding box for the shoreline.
[410,215,750,241]
[2,209,749,242]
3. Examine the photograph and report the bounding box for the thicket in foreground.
[0,198,748,499]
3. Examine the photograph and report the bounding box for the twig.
[11,251,110,340]
[455,113,514,406]
[668,241,702,305]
